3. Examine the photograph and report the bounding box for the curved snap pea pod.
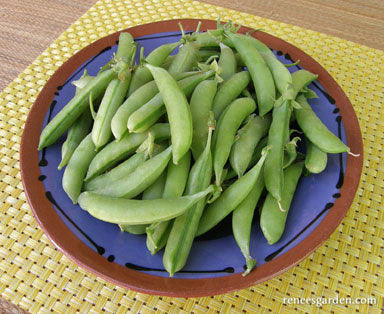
[146,151,191,255]
[229,114,271,177]
[38,68,116,150]
[92,77,131,149]
[191,29,224,47]
[232,172,264,276]
[225,32,276,116]
[163,119,214,276]
[291,70,318,98]
[77,185,216,225]
[234,52,246,67]
[142,64,193,164]
[85,123,170,181]
[84,152,146,191]
[260,162,304,244]
[211,71,251,119]
[167,37,200,74]
[196,147,269,237]
[225,136,268,181]
[295,95,350,153]
[58,102,93,170]
[128,42,180,96]
[213,97,256,186]
[264,100,291,203]
[283,137,301,169]
[91,146,172,198]
[218,43,236,81]
[128,70,215,134]
[111,72,198,141]
[119,170,167,235]
[190,79,218,160]
[242,34,295,100]
[62,134,97,204]
[91,33,136,149]
[305,138,327,174]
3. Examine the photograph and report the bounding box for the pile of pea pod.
[38,21,353,277]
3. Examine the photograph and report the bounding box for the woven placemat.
[0,0,383,312]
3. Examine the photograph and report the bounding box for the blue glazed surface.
[39,31,347,279]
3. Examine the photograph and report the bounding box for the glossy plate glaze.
[20,19,363,297]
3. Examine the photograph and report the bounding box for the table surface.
[0,0,383,312]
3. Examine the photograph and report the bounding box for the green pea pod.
[232,172,264,276]
[243,34,295,101]
[225,32,276,116]
[163,118,214,276]
[260,162,304,244]
[128,70,215,134]
[84,152,147,191]
[119,170,167,235]
[58,105,93,170]
[128,42,180,96]
[283,137,301,169]
[229,114,271,177]
[196,146,269,237]
[85,123,170,181]
[92,77,131,149]
[264,100,291,203]
[225,136,268,181]
[191,29,224,47]
[218,43,237,81]
[91,146,172,198]
[305,138,328,173]
[167,36,200,73]
[62,134,97,204]
[77,185,216,225]
[146,151,191,255]
[213,97,256,187]
[291,70,318,98]
[190,79,218,160]
[38,68,116,150]
[111,71,198,141]
[161,55,175,69]
[295,95,349,153]
[211,71,251,119]
[143,64,193,164]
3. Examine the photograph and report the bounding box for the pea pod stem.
[78,185,216,225]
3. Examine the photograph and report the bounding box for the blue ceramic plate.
[20,19,363,297]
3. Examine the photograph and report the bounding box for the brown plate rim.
[20,19,363,297]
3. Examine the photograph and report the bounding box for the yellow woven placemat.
[1,0,383,313]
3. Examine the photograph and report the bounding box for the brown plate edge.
[20,19,364,297]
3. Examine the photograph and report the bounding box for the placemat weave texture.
[0,0,383,313]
